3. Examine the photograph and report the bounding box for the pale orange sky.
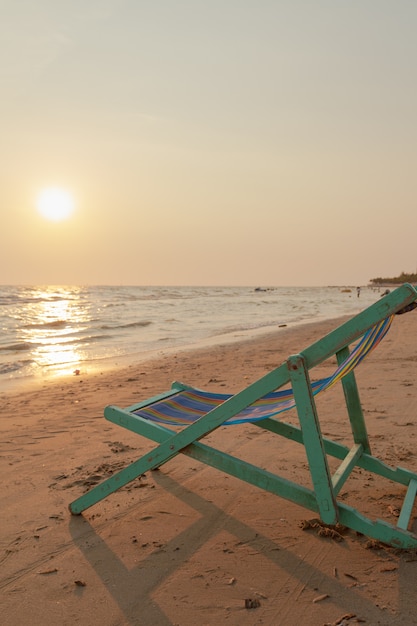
[1,1,416,286]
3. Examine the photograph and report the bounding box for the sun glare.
[36,187,75,222]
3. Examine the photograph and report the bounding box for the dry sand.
[1,312,417,626]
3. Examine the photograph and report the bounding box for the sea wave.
[35,334,112,346]
[23,319,69,330]
[0,342,36,352]
[0,284,385,390]
[0,359,34,374]
[100,321,152,330]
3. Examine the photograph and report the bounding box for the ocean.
[0,285,383,391]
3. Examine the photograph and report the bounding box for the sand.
[1,312,417,626]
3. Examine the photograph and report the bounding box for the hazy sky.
[1,1,416,286]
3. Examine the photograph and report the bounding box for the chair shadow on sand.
[69,468,417,625]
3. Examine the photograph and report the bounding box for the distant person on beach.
[356,287,361,298]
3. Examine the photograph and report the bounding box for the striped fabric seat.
[134,315,394,427]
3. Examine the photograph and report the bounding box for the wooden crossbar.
[397,479,417,531]
[69,284,417,549]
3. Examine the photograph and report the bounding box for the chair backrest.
[134,315,395,427]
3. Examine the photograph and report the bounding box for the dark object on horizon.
[370,271,417,285]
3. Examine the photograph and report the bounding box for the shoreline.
[0,284,385,396]
[1,311,417,625]
[0,314,351,397]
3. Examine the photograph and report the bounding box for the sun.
[36,187,75,222]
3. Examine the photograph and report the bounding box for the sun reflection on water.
[20,286,90,377]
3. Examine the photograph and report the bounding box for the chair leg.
[337,346,371,453]
[287,354,338,525]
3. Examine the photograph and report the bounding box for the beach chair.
[69,284,417,549]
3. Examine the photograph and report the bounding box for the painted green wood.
[397,479,417,531]
[258,417,417,487]
[337,503,417,549]
[337,346,371,453]
[299,283,416,370]
[70,406,319,515]
[258,417,305,443]
[287,353,338,525]
[124,385,183,413]
[179,442,319,512]
[70,403,417,548]
[68,284,417,549]
[331,443,363,495]
[69,408,170,514]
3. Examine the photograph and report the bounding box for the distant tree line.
[370,271,417,285]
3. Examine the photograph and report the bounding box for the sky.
[1,0,416,287]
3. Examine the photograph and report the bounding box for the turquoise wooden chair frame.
[70,284,417,549]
